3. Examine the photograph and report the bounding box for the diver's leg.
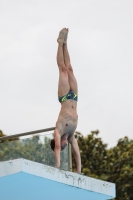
[63,30,78,95]
[57,28,70,96]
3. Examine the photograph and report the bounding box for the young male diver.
[50,28,81,173]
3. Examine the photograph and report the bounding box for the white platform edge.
[0,159,115,198]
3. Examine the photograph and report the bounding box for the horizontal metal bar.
[0,127,55,141]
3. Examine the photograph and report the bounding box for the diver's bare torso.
[56,100,78,142]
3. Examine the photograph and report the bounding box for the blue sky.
[0,0,133,147]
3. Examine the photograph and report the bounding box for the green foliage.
[106,137,133,200]
[1,129,133,199]
[0,133,69,170]
[0,130,19,143]
[0,130,6,137]
[73,131,133,200]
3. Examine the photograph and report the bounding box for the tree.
[0,130,6,138]
[1,129,133,199]
[0,132,69,170]
[106,137,133,200]
[72,131,133,200]
[73,130,108,179]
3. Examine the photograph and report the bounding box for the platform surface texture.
[0,158,116,200]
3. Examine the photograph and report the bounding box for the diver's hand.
[74,171,82,174]
[55,165,60,169]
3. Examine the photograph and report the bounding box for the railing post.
[68,143,72,171]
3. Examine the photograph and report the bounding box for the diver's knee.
[67,65,73,73]
[59,64,68,73]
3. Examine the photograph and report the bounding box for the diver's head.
[50,139,55,151]
[50,138,68,151]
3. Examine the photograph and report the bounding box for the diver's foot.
[57,28,67,44]
[64,28,69,44]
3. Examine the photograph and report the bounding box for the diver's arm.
[71,136,81,173]
[54,129,61,168]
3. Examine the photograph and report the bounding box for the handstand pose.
[50,28,81,173]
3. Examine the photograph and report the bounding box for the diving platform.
[0,158,115,200]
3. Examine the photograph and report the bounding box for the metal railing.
[0,127,55,141]
[0,127,72,171]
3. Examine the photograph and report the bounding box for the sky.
[0,0,133,148]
